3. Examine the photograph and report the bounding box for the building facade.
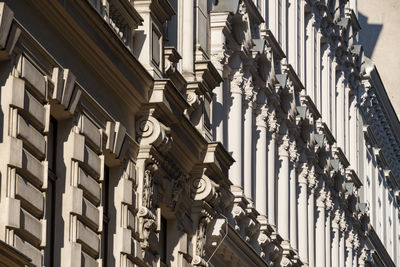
[0,0,398,266]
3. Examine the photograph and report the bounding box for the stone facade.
[0,0,398,266]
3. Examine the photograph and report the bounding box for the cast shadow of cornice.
[358,12,383,58]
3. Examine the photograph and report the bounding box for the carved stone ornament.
[243,75,255,102]
[279,134,290,156]
[138,162,160,250]
[332,209,341,229]
[142,165,156,209]
[267,111,279,135]
[298,164,309,185]
[255,107,268,127]
[136,115,172,152]
[191,175,217,203]
[289,139,299,163]
[192,209,214,266]
[230,69,244,94]
[280,256,292,267]
[192,218,208,266]
[307,168,318,193]
[316,187,327,208]
[137,206,158,250]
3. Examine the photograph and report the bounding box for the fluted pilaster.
[316,186,326,267]
[277,133,290,241]
[289,139,298,250]
[255,107,268,215]
[267,110,278,227]
[298,164,309,264]
[228,70,243,187]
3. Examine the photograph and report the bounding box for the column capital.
[289,139,299,163]
[267,110,279,135]
[298,164,309,185]
[316,186,327,209]
[340,213,348,232]
[278,134,290,157]
[230,69,244,94]
[255,106,268,128]
[332,209,341,229]
[307,168,318,193]
[346,230,355,249]
[243,76,256,104]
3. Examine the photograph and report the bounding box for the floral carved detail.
[138,162,160,251]
[192,210,214,266]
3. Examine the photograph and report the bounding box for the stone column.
[228,71,243,187]
[346,229,354,267]
[255,106,268,215]
[298,164,309,264]
[211,52,230,144]
[353,234,360,267]
[339,214,347,267]
[332,210,341,267]
[243,81,255,200]
[289,139,298,250]
[315,186,326,267]
[267,111,278,227]
[277,133,290,242]
[308,171,317,267]
[182,0,194,78]
[325,194,333,267]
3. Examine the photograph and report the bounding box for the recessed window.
[152,28,161,67]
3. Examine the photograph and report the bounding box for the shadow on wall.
[358,12,383,58]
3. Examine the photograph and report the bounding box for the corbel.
[164,46,187,93]
[262,29,286,61]
[300,95,321,120]
[296,105,307,120]
[312,133,325,149]
[275,73,287,91]
[333,146,350,168]
[346,169,362,188]
[357,203,368,216]
[150,79,190,125]
[344,182,354,196]
[282,63,304,94]
[317,121,336,145]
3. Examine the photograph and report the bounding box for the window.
[44,117,57,266]
[159,216,167,266]
[152,28,162,68]
[101,166,110,266]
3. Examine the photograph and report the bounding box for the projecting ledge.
[206,218,270,267]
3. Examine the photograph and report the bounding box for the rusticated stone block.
[2,197,20,229]
[84,145,101,177]
[77,220,99,256]
[17,114,46,158]
[81,251,98,267]
[79,114,102,150]
[78,167,101,205]
[119,178,133,205]
[82,197,100,229]
[15,174,44,217]
[19,208,42,245]
[120,227,132,254]
[14,234,42,267]
[19,90,46,129]
[21,148,45,187]
[20,57,46,98]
